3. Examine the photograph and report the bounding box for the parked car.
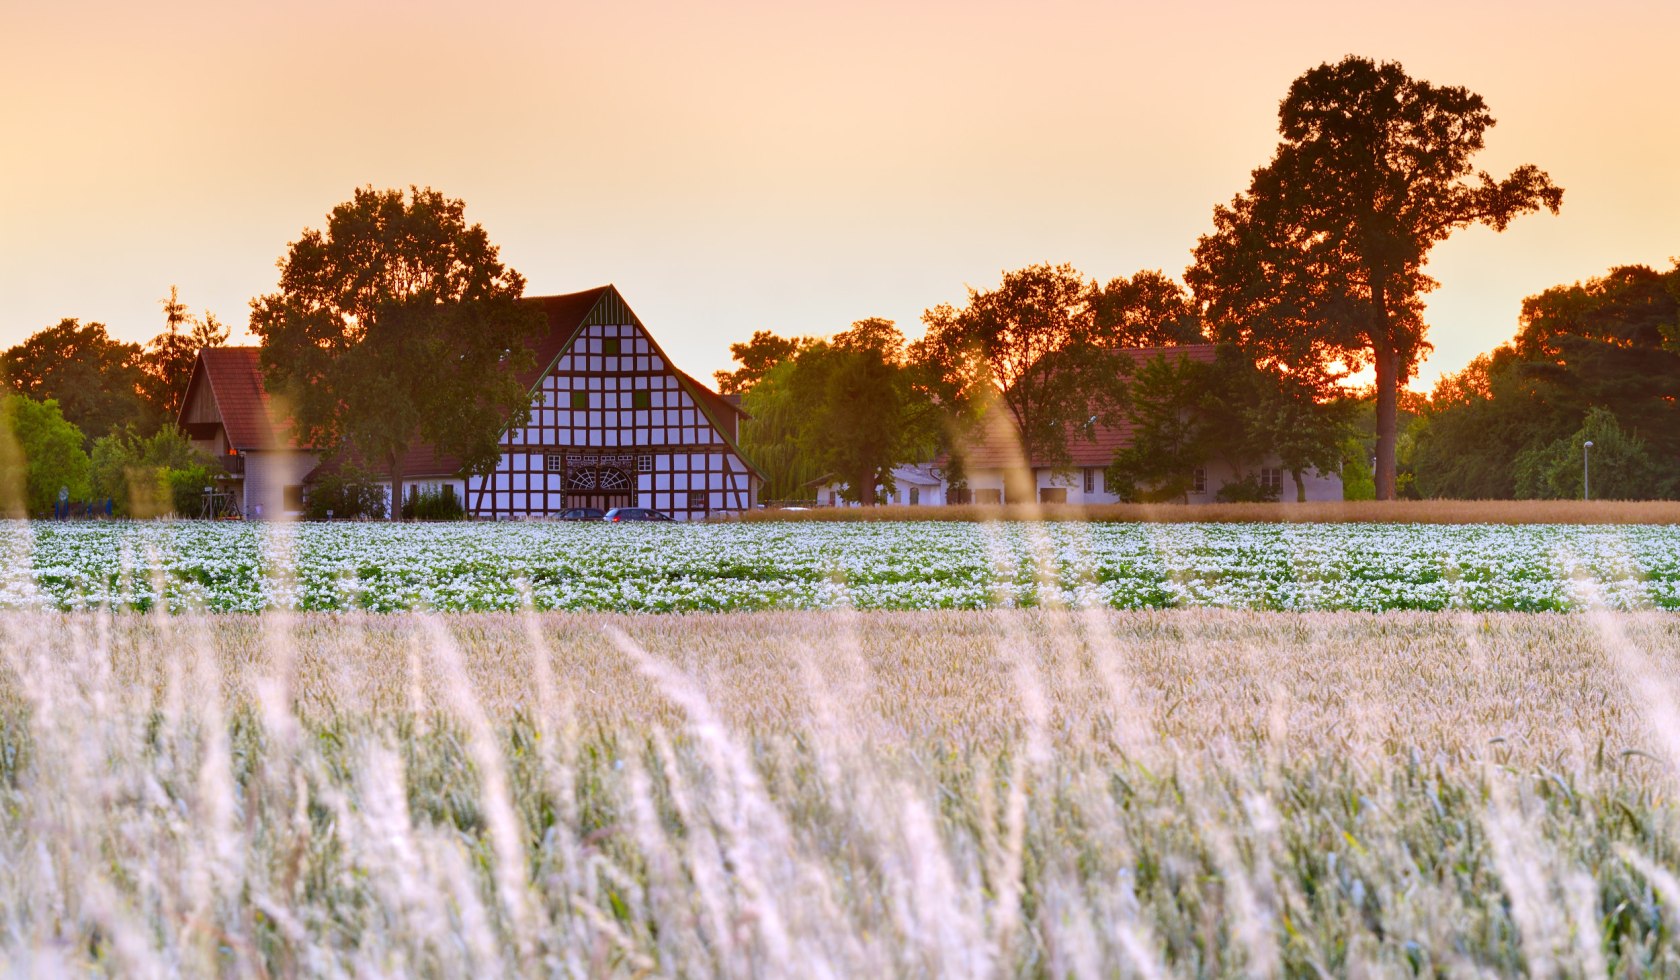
[603,507,674,523]
[558,507,604,521]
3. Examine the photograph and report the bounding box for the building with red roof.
[177,285,762,520]
[942,343,1343,505]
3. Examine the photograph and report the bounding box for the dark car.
[558,507,604,522]
[603,507,674,523]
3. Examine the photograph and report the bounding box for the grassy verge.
[736,498,1680,524]
[3,609,1680,973]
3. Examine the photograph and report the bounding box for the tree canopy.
[0,395,92,516]
[913,263,1122,468]
[1188,56,1562,500]
[1091,270,1205,348]
[1412,261,1680,499]
[140,285,229,424]
[1107,347,1352,503]
[250,186,546,514]
[2,319,148,444]
[714,330,811,395]
[734,320,937,505]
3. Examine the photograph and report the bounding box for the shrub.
[91,425,218,516]
[1214,473,1281,503]
[1514,407,1672,499]
[0,395,91,516]
[304,467,388,520]
[401,485,465,521]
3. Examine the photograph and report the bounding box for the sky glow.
[4,0,1676,391]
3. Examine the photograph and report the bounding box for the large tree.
[733,319,938,505]
[2,319,148,443]
[913,263,1120,470]
[250,186,546,515]
[1187,56,1562,499]
[139,285,230,423]
[797,319,938,505]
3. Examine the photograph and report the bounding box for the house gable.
[466,286,761,520]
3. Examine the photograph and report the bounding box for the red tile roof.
[956,344,1220,470]
[522,287,614,388]
[180,286,758,481]
[184,347,297,451]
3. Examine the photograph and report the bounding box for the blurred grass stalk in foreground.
[3,609,1680,974]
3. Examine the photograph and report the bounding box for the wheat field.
[5,607,1680,975]
[742,499,1680,524]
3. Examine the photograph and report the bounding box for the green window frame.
[570,390,589,410]
[632,390,651,410]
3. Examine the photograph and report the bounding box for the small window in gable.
[603,338,621,356]
[570,390,589,410]
[632,390,651,409]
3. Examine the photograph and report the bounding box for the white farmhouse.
[178,285,763,520]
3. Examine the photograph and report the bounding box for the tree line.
[722,263,1357,504]
[1406,262,1680,499]
[0,288,230,516]
[726,55,1572,504]
[16,54,1663,515]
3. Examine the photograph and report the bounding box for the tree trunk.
[856,467,876,506]
[1293,470,1306,503]
[389,451,405,521]
[1374,345,1398,501]
[1371,278,1399,502]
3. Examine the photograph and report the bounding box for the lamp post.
[1583,440,1594,501]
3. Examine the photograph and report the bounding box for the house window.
[282,485,304,511]
[1040,487,1067,504]
[570,390,589,410]
[632,389,651,410]
[1083,468,1095,494]
[1260,468,1283,493]
[546,454,563,472]
[638,454,653,472]
[1191,468,1207,494]
[688,490,708,512]
[909,487,920,506]
[603,338,621,356]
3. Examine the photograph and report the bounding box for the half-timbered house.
[463,286,762,520]
[176,284,762,520]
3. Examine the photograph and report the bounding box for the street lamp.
[1583,440,1594,501]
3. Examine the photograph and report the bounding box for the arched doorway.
[565,464,634,512]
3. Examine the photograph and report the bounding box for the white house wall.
[466,315,755,521]
[963,459,1344,505]
[243,451,319,520]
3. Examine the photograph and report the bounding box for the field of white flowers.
[3,518,1678,612]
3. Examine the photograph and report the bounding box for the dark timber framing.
[465,286,761,521]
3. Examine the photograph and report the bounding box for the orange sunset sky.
[4,0,1676,392]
